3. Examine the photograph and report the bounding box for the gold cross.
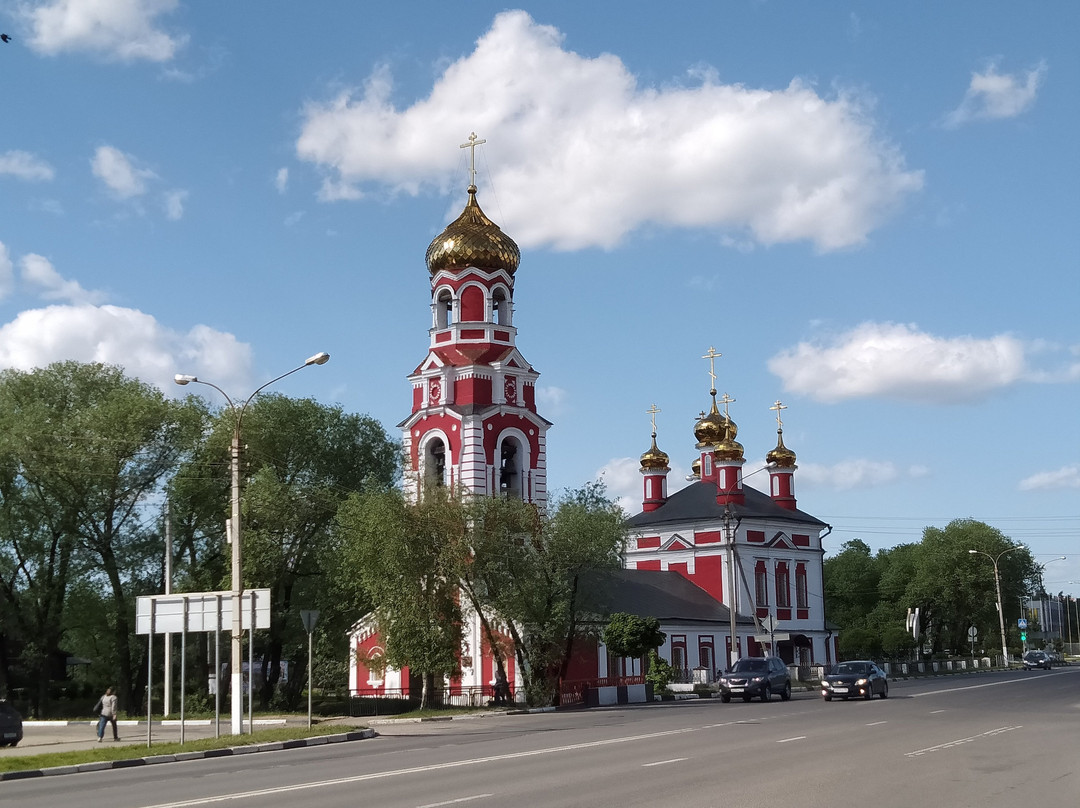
[460,132,487,187]
[702,346,722,389]
[719,392,736,418]
[646,403,661,434]
[770,400,788,429]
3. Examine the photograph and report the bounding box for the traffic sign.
[967,626,977,640]
[1018,618,1028,629]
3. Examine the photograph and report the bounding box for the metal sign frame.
[136,589,271,635]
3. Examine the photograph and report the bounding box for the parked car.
[718,656,791,702]
[0,700,22,747]
[1022,650,1051,670]
[821,660,889,701]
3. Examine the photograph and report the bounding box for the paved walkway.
[4,716,309,758]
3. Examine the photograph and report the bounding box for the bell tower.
[400,135,550,506]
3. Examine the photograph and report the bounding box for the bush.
[644,650,673,693]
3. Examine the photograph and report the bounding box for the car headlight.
[855,678,868,686]
[750,676,764,682]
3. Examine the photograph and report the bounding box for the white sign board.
[135,589,271,635]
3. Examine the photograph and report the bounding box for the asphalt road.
[3,668,1077,807]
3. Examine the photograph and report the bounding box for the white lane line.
[910,671,1072,698]
[137,724,710,808]
[642,758,688,767]
[905,725,1022,758]
[777,736,806,743]
[929,710,946,714]
[865,721,888,727]
[417,796,493,808]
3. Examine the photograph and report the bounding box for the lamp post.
[175,352,330,735]
[722,505,738,669]
[968,547,1020,667]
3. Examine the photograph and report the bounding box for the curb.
[0,728,375,782]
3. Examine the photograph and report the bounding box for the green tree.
[0,361,204,711]
[334,487,463,708]
[472,482,626,707]
[169,393,399,708]
[602,613,666,661]
[823,539,881,632]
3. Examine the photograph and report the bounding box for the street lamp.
[175,352,330,734]
[722,505,738,669]
[969,547,1021,667]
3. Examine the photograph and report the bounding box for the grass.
[0,722,357,774]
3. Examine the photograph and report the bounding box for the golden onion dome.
[693,395,725,446]
[713,414,744,460]
[639,434,670,471]
[766,430,797,468]
[425,185,520,275]
[690,457,702,478]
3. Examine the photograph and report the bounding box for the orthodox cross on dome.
[770,399,788,429]
[702,346,722,392]
[719,392,736,418]
[460,131,487,187]
[646,403,661,435]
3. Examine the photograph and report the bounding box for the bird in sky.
[1,34,11,43]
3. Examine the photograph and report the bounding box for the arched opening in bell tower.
[434,288,454,329]
[423,437,448,490]
[498,435,524,499]
[492,287,511,326]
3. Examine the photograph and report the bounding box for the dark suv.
[718,656,791,702]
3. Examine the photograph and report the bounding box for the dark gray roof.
[579,568,755,627]
[625,480,827,530]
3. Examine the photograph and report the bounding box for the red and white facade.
[349,180,545,698]
[625,395,835,669]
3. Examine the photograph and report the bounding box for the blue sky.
[1,2,1077,595]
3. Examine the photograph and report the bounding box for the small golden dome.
[713,413,744,460]
[691,457,702,478]
[640,434,670,471]
[694,394,725,446]
[425,185,520,275]
[766,430,797,468]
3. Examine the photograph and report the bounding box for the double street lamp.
[968,547,1020,667]
[175,352,330,734]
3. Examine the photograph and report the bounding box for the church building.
[348,139,834,699]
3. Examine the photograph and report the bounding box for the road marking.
[417,796,493,808]
[777,736,806,743]
[865,721,888,727]
[642,758,688,767]
[911,670,1072,698]
[136,724,712,807]
[929,710,946,714]
[905,725,1022,757]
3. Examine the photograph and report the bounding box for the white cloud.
[20,253,106,304]
[21,0,188,62]
[798,459,929,491]
[0,303,253,394]
[945,61,1047,128]
[275,168,289,194]
[1018,465,1080,492]
[768,322,1028,403]
[163,189,188,220]
[535,384,569,416]
[92,145,157,198]
[296,10,922,252]
[595,455,693,516]
[0,242,13,300]
[0,150,55,181]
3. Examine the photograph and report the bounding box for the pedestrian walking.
[95,687,119,741]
